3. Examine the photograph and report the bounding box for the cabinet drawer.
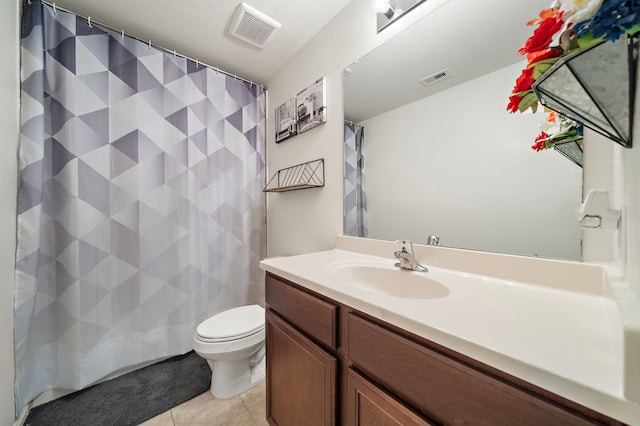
[347,313,597,426]
[265,273,338,349]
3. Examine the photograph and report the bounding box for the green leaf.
[626,24,640,35]
[518,92,539,113]
[576,32,605,49]
[527,57,561,67]
[513,89,532,97]
[532,63,552,80]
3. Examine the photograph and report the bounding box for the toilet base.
[207,348,265,398]
[208,358,252,399]
[250,353,266,385]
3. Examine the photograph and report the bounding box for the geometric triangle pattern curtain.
[16,0,265,412]
[344,122,367,237]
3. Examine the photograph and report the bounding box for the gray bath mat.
[25,351,210,425]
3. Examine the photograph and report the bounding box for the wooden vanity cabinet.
[265,273,338,426]
[345,312,616,426]
[266,311,337,426]
[265,272,624,426]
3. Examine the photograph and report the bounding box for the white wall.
[362,62,582,259]
[265,0,434,256]
[580,69,640,299]
[582,116,640,298]
[580,89,640,402]
[1,0,19,424]
[582,131,617,262]
[623,137,640,300]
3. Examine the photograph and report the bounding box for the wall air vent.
[228,3,281,49]
[419,69,451,88]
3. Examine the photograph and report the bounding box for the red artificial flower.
[513,67,535,93]
[507,68,536,112]
[531,131,550,151]
[506,94,523,113]
[531,140,547,151]
[527,47,562,66]
[519,11,564,56]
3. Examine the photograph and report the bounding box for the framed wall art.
[275,97,298,143]
[275,77,327,143]
[296,77,327,134]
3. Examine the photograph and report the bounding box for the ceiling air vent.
[419,69,451,88]
[228,3,281,49]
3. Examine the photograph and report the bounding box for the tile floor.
[140,381,268,426]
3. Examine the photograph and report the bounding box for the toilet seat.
[196,304,265,343]
[195,327,263,343]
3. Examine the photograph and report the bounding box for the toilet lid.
[196,304,265,342]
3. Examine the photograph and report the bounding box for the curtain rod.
[32,0,267,90]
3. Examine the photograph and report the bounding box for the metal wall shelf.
[264,159,324,192]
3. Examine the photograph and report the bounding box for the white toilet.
[193,304,266,398]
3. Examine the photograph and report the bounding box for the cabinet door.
[346,368,433,426]
[266,310,337,426]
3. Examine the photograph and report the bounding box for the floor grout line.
[170,407,176,426]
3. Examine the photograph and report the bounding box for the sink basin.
[326,260,449,299]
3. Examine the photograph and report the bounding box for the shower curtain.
[344,122,368,237]
[15,0,266,412]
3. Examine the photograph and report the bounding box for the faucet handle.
[393,239,428,272]
[396,239,414,254]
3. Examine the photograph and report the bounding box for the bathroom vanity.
[260,236,640,425]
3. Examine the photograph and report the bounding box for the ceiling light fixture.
[373,0,452,32]
[372,0,396,19]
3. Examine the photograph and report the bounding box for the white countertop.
[260,236,640,425]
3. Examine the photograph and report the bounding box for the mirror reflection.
[343,0,583,260]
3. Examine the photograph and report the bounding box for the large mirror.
[343,0,583,260]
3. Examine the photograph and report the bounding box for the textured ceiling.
[49,0,355,85]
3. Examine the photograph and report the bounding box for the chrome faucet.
[394,240,428,272]
[427,235,440,246]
